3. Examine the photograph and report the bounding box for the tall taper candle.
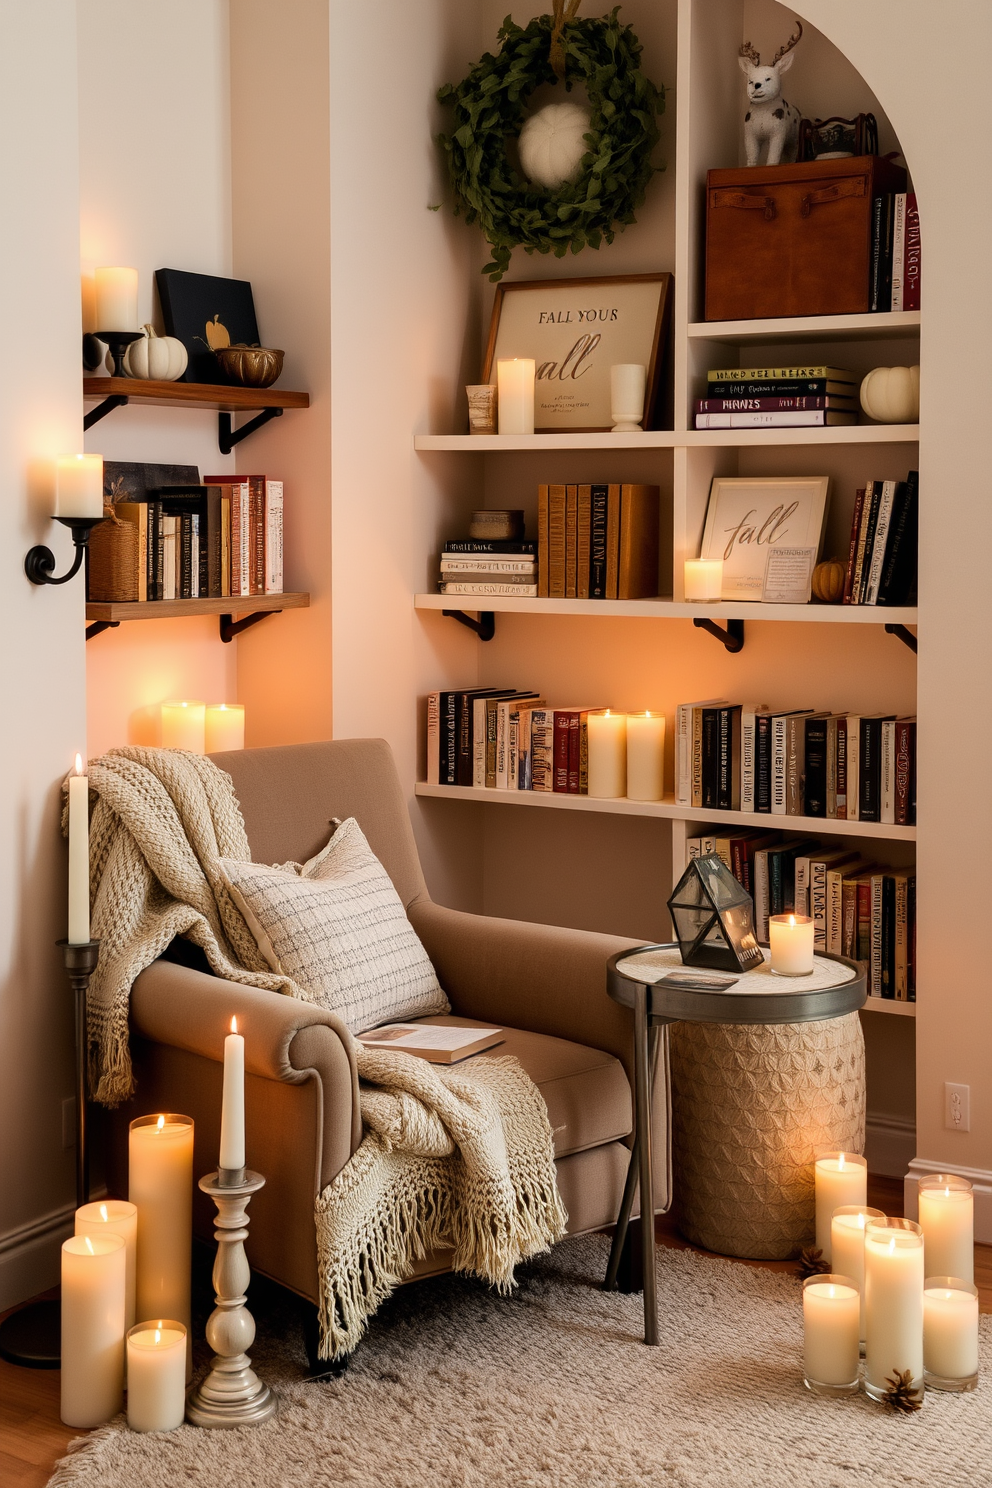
[220,1016,246,1171]
[61,1233,126,1427]
[68,754,90,945]
[129,1115,194,1370]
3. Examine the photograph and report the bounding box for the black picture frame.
[155,268,260,385]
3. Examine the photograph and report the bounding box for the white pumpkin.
[123,324,188,381]
[518,101,591,190]
[859,364,920,424]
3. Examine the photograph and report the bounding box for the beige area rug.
[49,1235,992,1488]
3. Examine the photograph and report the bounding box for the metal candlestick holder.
[185,1169,278,1429]
[93,329,142,378]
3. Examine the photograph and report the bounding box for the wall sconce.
[25,454,106,586]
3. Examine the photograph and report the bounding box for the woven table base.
[669,1011,865,1260]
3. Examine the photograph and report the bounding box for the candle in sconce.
[160,700,206,753]
[923,1278,979,1391]
[126,1321,188,1431]
[802,1274,861,1396]
[831,1205,885,1343]
[683,558,723,602]
[61,1233,126,1427]
[129,1115,194,1376]
[864,1216,924,1403]
[68,754,90,946]
[496,359,535,435]
[94,266,138,330]
[204,703,246,754]
[626,712,665,801]
[814,1151,867,1261]
[220,1015,246,1172]
[56,453,104,519]
[75,1199,138,1333]
[586,711,627,799]
[768,914,815,976]
[918,1173,974,1285]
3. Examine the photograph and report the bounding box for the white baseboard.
[905,1158,992,1245]
[865,1113,916,1180]
[0,1187,107,1312]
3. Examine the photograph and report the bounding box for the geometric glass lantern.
[667,854,764,974]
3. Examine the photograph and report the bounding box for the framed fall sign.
[155,268,261,384]
[481,272,672,432]
[699,476,831,601]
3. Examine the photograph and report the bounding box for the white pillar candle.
[683,558,723,602]
[126,1321,187,1431]
[830,1205,885,1342]
[610,363,647,432]
[918,1174,974,1285]
[923,1278,979,1389]
[68,754,90,945]
[814,1152,867,1260]
[160,700,206,753]
[129,1115,194,1357]
[864,1216,925,1401]
[61,1233,126,1427]
[769,914,815,976]
[75,1200,138,1333]
[586,710,627,798]
[220,1015,245,1171]
[94,266,138,330]
[496,359,535,435]
[56,453,104,519]
[803,1275,860,1393]
[626,712,665,801]
[205,703,246,753]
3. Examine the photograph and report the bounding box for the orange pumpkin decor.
[811,558,847,604]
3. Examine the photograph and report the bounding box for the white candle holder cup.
[610,364,647,432]
[803,1274,861,1397]
[924,1277,979,1392]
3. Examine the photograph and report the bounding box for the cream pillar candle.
[56,453,104,519]
[75,1200,138,1332]
[830,1205,885,1343]
[586,711,627,798]
[923,1278,979,1390]
[683,559,723,602]
[126,1321,187,1431]
[864,1216,925,1402]
[918,1174,974,1284]
[129,1115,194,1348]
[220,1016,246,1171]
[626,712,665,801]
[814,1152,867,1260]
[496,359,535,435]
[68,754,90,945]
[204,703,246,753]
[94,266,138,329]
[160,700,206,753]
[768,914,815,976]
[802,1275,860,1395]
[61,1233,126,1427]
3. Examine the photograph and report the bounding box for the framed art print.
[155,268,260,384]
[481,273,672,432]
[699,476,830,600]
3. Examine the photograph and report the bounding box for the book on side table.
[358,1025,504,1063]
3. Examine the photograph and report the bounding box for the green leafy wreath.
[437,3,664,282]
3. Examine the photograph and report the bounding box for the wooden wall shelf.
[84,592,310,642]
[82,377,310,452]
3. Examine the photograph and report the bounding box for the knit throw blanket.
[79,747,567,1359]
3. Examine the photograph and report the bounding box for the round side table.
[603,943,865,1345]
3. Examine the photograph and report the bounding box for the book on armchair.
[357,1024,504,1064]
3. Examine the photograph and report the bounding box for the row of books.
[426,687,603,792]
[86,475,284,603]
[872,191,921,314]
[537,483,660,599]
[695,364,858,429]
[686,833,915,1000]
[841,471,918,606]
[675,702,916,825]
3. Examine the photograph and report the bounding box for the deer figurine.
[739,22,803,167]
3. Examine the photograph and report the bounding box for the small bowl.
[214,345,285,388]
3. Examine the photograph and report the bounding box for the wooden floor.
[4,1177,991,1488]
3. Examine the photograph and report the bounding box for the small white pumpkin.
[859,364,920,424]
[518,101,591,190]
[123,324,189,381]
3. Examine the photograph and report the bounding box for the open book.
[357,1024,504,1065]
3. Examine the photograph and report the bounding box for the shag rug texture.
[49,1234,992,1488]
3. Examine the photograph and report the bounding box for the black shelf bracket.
[692,617,745,653]
[442,609,496,642]
[83,394,129,431]
[220,609,282,644]
[218,407,283,456]
[885,623,918,654]
[85,620,120,642]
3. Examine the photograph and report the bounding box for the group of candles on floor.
[60,1020,245,1432]
[806,1153,978,1402]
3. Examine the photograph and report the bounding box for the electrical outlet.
[62,1097,76,1150]
[944,1082,970,1132]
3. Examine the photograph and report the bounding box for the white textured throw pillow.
[219,817,448,1032]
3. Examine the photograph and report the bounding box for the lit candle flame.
[788,914,796,927]
[231,1015,238,1035]
[156,1115,165,1132]
[154,1328,162,1346]
[99,1203,108,1222]
[75,753,83,775]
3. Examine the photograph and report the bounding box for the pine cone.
[796,1247,831,1280]
[882,1368,923,1414]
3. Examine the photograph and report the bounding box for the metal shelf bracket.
[885,623,918,654]
[85,620,120,642]
[218,407,283,455]
[83,394,129,431]
[692,617,745,653]
[442,609,496,641]
[220,609,283,644]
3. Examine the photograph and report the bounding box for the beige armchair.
[107,739,668,1367]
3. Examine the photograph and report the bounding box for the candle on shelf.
[923,1277,979,1391]
[126,1320,187,1431]
[610,363,647,432]
[626,712,665,802]
[814,1151,867,1260]
[75,1199,138,1332]
[831,1205,885,1344]
[160,700,206,753]
[68,754,90,946]
[496,359,535,435]
[61,1233,126,1427]
[220,1015,245,1172]
[768,914,814,976]
[56,453,104,520]
[94,266,138,330]
[204,703,246,754]
[863,1216,925,1403]
[587,710,627,799]
[802,1274,861,1396]
[918,1173,974,1284]
[683,558,723,602]
[129,1115,194,1369]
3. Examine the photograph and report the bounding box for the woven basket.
[87,503,139,602]
[669,1011,865,1260]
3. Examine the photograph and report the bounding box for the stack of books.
[842,470,918,606]
[438,539,537,598]
[426,688,609,793]
[685,832,915,1000]
[872,190,921,312]
[674,701,916,825]
[537,483,660,599]
[694,366,858,429]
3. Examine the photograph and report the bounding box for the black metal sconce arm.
[692,616,745,653]
[25,516,106,586]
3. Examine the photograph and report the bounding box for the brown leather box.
[704,155,907,322]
